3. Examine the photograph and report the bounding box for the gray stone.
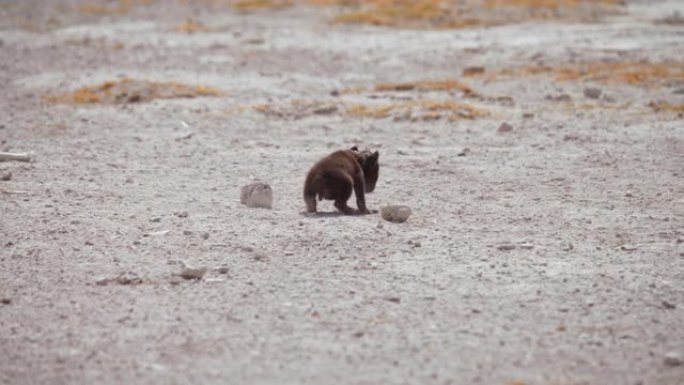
[240,182,273,209]
[381,205,412,223]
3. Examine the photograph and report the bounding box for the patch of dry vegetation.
[311,0,623,28]
[343,78,478,97]
[475,61,684,87]
[46,79,222,105]
[75,0,154,15]
[345,99,489,120]
[175,18,215,33]
[232,0,292,10]
[648,101,684,114]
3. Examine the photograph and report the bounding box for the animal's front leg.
[352,172,370,215]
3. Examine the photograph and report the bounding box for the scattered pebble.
[583,87,602,99]
[457,147,471,156]
[620,244,637,251]
[175,211,189,218]
[150,217,161,223]
[202,232,210,240]
[546,93,572,102]
[518,243,534,250]
[381,205,412,223]
[562,242,574,251]
[216,266,230,274]
[497,122,513,133]
[408,240,422,247]
[497,244,516,251]
[1,298,11,305]
[1,171,11,181]
[240,182,273,209]
[664,352,683,367]
[144,230,170,237]
[522,112,534,119]
[180,266,207,280]
[376,222,384,229]
[96,272,143,286]
[312,105,338,115]
[384,296,401,303]
[662,300,676,310]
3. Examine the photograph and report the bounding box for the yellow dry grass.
[46,79,222,105]
[343,78,478,96]
[233,0,292,10]
[175,18,215,33]
[482,61,684,87]
[75,0,154,14]
[345,99,489,120]
[315,0,623,28]
[648,101,684,114]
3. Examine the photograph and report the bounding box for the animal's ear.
[368,151,379,164]
[350,146,359,152]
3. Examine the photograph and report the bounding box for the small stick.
[0,152,31,162]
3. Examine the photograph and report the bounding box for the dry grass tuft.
[175,18,214,33]
[315,0,623,28]
[345,99,489,120]
[648,101,684,114]
[75,0,154,14]
[480,61,684,87]
[233,0,292,10]
[46,79,222,105]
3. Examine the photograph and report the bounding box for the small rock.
[180,266,207,280]
[352,331,364,338]
[583,87,602,99]
[408,240,421,247]
[546,93,572,102]
[381,205,412,223]
[1,172,11,181]
[202,232,210,240]
[1,298,11,305]
[497,122,513,133]
[662,300,676,310]
[518,243,534,249]
[150,217,161,223]
[216,266,229,274]
[457,147,471,156]
[384,296,401,303]
[620,244,637,251]
[497,244,516,251]
[562,242,574,251]
[664,352,683,367]
[376,222,384,229]
[330,89,340,97]
[175,211,189,218]
[672,88,684,95]
[522,112,534,119]
[240,182,273,209]
[312,105,338,115]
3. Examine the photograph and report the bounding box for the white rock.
[381,205,412,223]
[240,182,273,209]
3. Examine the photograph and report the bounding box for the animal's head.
[352,146,379,193]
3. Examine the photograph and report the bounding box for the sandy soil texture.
[1,1,683,384]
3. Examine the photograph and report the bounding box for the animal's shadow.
[298,210,378,218]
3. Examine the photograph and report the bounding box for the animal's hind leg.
[332,175,355,215]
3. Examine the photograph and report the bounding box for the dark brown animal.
[303,146,379,215]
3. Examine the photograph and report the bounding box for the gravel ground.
[1,1,683,384]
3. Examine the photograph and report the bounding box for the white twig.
[0,152,31,162]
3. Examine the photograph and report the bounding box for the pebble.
[457,147,471,156]
[175,211,189,218]
[497,122,513,133]
[497,244,516,251]
[1,298,11,305]
[662,300,676,310]
[240,182,273,209]
[583,87,602,99]
[216,266,230,274]
[381,205,412,223]
[664,352,683,367]
[180,266,207,280]
[1,172,11,181]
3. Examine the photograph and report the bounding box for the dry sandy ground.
[1,1,684,384]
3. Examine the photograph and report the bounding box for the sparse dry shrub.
[46,79,222,105]
[485,61,684,87]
